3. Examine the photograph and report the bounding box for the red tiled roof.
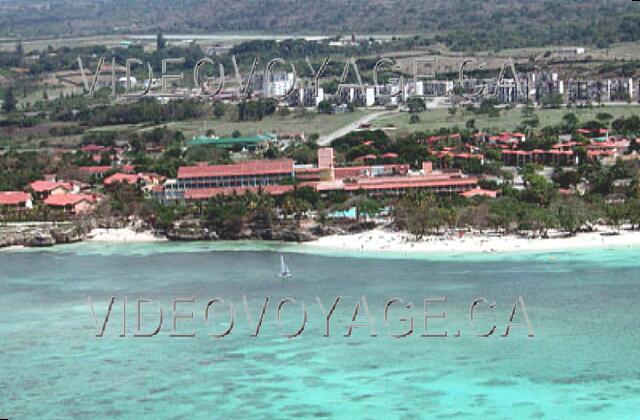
[104,173,140,186]
[294,167,322,174]
[552,141,581,149]
[382,152,398,158]
[44,193,94,207]
[437,151,483,160]
[357,154,377,160]
[29,181,72,193]
[0,191,31,205]
[355,173,462,185]
[502,149,574,156]
[139,173,166,183]
[344,178,478,191]
[586,142,622,149]
[315,176,478,192]
[184,185,294,200]
[461,188,498,198]
[178,160,294,179]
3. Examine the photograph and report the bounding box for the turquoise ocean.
[1,242,639,419]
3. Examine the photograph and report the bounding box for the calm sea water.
[1,242,639,419]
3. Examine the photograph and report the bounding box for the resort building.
[104,172,167,197]
[28,181,78,200]
[184,185,294,201]
[0,192,33,212]
[501,136,629,167]
[169,149,475,200]
[162,148,479,201]
[166,159,295,200]
[502,149,577,167]
[433,150,485,169]
[103,173,140,186]
[315,174,478,196]
[43,194,97,215]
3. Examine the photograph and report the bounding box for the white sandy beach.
[305,227,640,254]
[86,228,167,243]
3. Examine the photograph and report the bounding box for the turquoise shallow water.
[1,242,639,419]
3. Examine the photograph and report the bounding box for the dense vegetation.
[1,1,639,51]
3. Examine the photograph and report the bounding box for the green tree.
[407,97,426,113]
[213,102,225,118]
[596,112,613,127]
[156,31,166,51]
[355,197,381,221]
[562,112,580,132]
[606,203,627,232]
[317,100,333,115]
[552,196,588,236]
[627,199,640,230]
[523,172,557,206]
[2,87,17,113]
[542,94,563,109]
[489,197,518,233]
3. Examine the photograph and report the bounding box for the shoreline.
[85,228,167,243]
[4,225,640,255]
[302,227,640,254]
[0,226,167,250]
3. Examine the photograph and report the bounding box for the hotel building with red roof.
[0,192,33,211]
[164,149,478,201]
[28,181,78,199]
[176,159,295,189]
[43,193,98,215]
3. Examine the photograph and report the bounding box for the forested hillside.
[1,0,640,50]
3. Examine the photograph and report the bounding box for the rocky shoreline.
[0,219,152,248]
[164,219,375,243]
[0,223,89,248]
[0,219,374,249]
[165,219,320,243]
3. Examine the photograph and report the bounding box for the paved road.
[317,110,397,146]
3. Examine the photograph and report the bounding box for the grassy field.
[5,104,640,150]
[88,109,377,139]
[373,105,640,134]
[2,110,375,149]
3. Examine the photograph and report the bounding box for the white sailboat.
[279,255,292,279]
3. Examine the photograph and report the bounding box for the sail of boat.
[280,255,292,278]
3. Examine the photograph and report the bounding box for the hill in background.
[1,0,640,50]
